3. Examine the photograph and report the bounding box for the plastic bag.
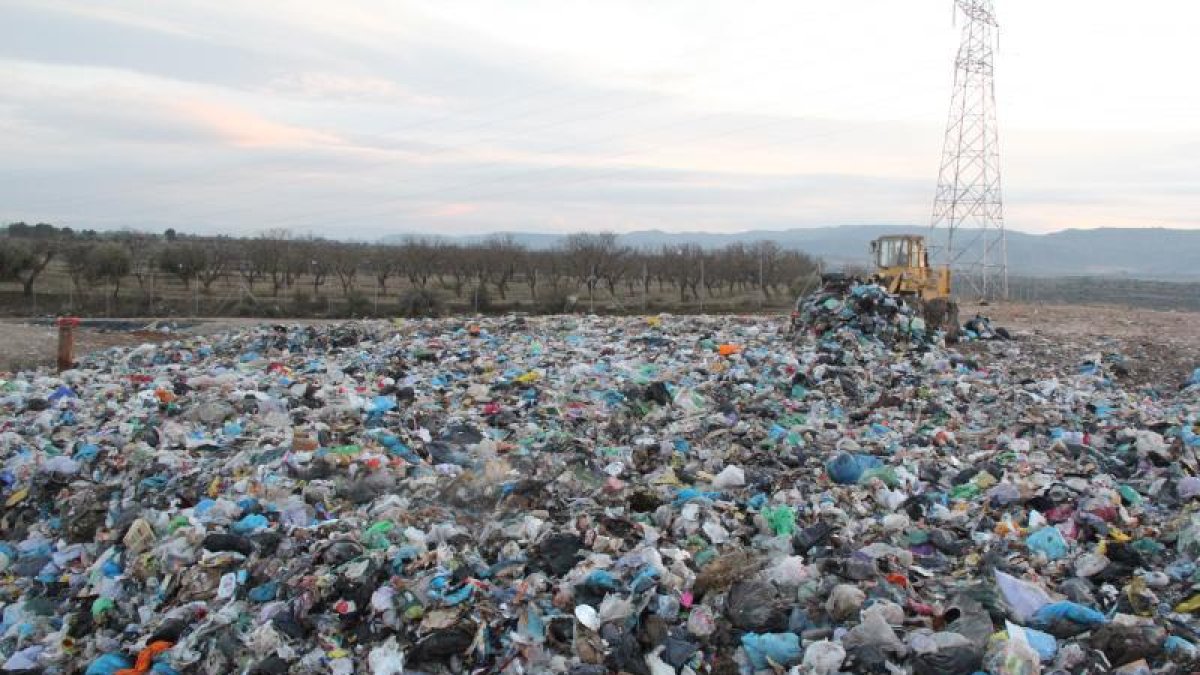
[827,452,881,484]
[85,654,134,675]
[1031,601,1106,637]
[761,504,796,536]
[985,623,1040,675]
[995,569,1053,624]
[802,640,846,675]
[1016,624,1059,662]
[1026,526,1068,560]
[712,465,745,489]
[825,584,866,622]
[740,632,802,670]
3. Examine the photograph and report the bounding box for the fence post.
[56,316,80,372]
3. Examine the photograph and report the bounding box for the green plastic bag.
[763,505,797,536]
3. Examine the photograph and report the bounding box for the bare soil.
[959,301,1200,390]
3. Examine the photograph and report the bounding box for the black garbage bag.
[644,381,672,406]
[532,533,585,576]
[912,645,983,675]
[410,623,477,662]
[1089,622,1166,667]
[725,581,788,632]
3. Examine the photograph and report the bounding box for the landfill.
[0,295,1199,675]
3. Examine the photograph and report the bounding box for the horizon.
[8,220,1198,244]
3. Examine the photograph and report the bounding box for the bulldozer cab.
[870,235,928,271]
[868,235,951,302]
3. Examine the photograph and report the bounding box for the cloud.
[167,99,342,148]
[264,72,445,106]
[0,0,1197,237]
[428,203,478,218]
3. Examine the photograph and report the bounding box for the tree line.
[0,223,819,315]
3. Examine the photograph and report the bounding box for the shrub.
[536,288,577,315]
[292,291,312,314]
[397,288,441,317]
[469,284,492,313]
[346,291,371,317]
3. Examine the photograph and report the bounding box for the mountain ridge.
[382,225,1200,279]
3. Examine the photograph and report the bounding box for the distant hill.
[382,225,1200,280]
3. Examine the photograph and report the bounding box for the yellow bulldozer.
[868,234,960,339]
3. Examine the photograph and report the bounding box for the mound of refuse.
[795,282,934,345]
[0,315,1198,674]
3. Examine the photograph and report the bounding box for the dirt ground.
[958,302,1200,390]
[1,304,1197,389]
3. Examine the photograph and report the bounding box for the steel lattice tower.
[929,0,1007,300]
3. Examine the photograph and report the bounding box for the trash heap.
[962,315,1011,342]
[0,315,1199,675]
[794,282,932,344]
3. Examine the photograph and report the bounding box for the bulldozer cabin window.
[877,239,911,268]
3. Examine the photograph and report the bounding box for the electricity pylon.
[929,0,1007,300]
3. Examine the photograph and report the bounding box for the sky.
[0,0,1197,239]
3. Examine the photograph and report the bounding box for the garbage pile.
[962,314,1011,341]
[0,315,1199,674]
[794,282,932,344]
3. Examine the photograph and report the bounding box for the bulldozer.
[867,234,960,339]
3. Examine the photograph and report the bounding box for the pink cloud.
[429,203,478,218]
[266,72,444,106]
[169,99,341,148]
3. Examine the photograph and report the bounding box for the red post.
[56,317,80,372]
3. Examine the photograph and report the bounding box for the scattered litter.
[0,302,1196,673]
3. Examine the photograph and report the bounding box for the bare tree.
[564,232,624,310]
[237,239,269,291]
[366,246,398,297]
[400,238,437,289]
[482,235,524,300]
[196,240,230,294]
[438,243,471,297]
[126,235,159,307]
[295,239,332,295]
[330,243,361,295]
[253,230,293,295]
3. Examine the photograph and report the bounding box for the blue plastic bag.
[673,488,720,505]
[428,575,474,605]
[630,566,660,594]
[231,513,269,534]
[370,396,397,414]
[85,654,133,675]
[1022,626,1058,662]
[826,453,881,485]
[1165,635,1198,658]
[249,581,278,602]
[74,443,100,461]
[581,570,621,592]
[741,632,803,669]
[1026,526,1068,560]
[1031,601,1106,630]
[827,453,864,484]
